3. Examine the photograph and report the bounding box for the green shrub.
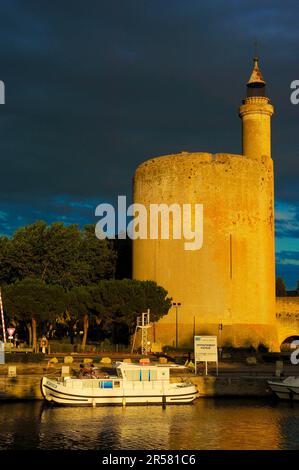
[257,343,269,353]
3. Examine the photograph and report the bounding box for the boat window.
[114,381,120,388]
[72,380,83,388]
[99,380,113,389]
[123,368,159,381]
[149,370,157,381]
[83,380,93,388]
[140,370,148,381]
[125,370,140,381]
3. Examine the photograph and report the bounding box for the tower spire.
[247,56,265,86]
[239,56,274,160]
[246,56,266,97]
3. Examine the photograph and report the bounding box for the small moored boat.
[268,376,299,401]
[41,362,198,406]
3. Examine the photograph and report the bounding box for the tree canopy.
[0,221,117,289]
[276,276,287,297]
[0,221,172,348]
[3,278,68,350]
[66,280,171,347]
[1,278,171,347]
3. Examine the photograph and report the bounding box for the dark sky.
[0,0,298,287]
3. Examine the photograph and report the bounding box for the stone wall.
[276,297,299,346]
[133,151,278,350]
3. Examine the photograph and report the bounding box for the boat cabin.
[116,363,170,382]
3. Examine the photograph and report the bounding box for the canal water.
[0,399,299,450]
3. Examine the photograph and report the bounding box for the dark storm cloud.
[0,1,298,288]
[276,251,299,264]
[275,203,299,238]
[276,250,299,288]
[0,0,298,203]
[0,195,102,236]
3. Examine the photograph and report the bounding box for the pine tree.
[276,277,287,297]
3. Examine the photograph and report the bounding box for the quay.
[0,357,298,401]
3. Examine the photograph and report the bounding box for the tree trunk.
[32,318,37,353]
[81,314,89,352]
[69,320,75,344]
[27,323,32,348]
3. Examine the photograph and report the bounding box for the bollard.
[83,358,93,364]
[61,366,70,377]
[100,357,112,364]
[64,356,73,364]
[275,360,284,378]
[8,366,17,377]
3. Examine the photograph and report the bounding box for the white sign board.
[194,335,218,375]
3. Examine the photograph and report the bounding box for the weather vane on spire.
[254,38,259,60]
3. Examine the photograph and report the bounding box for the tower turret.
[239,57,274,160]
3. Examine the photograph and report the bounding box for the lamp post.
[218,323,223,358]
[173,302,181,349]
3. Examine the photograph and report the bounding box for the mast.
[0,288,7,343]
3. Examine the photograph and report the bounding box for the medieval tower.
[133,58,279,351]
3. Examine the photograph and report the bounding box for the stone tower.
[133,58,279,351]
[239,57,274,160]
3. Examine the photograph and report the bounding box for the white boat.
[41,362,198,406]
[268,376,299,401]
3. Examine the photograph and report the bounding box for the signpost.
[7,327,15,340]
[7,327,15,351]
[194,335,218,375]
[218,323,223,358]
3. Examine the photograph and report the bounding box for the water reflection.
[0,399,299,450]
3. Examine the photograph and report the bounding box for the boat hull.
[41,377,198,406]
[268,380,299,401]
